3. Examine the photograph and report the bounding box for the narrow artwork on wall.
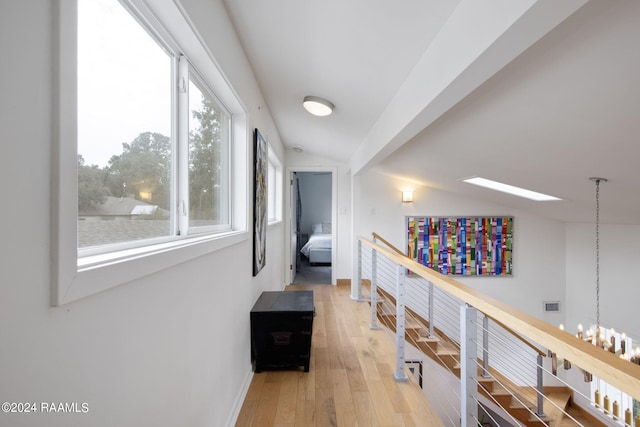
[253,129,267,276]
[407,216,513,276]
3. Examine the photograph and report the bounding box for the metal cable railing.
[358,234,640,427]
[362,245,463,424]
[363,242,539,425]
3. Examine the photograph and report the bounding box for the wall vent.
[543,301,560,312]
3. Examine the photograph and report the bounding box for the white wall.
[0,2,285,427]
[354,169,567,321]
[297,172,332,235]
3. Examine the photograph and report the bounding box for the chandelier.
[553,178,640,424]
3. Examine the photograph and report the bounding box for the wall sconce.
[402,191,413,203]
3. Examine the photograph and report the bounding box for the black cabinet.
[250,291,314,372]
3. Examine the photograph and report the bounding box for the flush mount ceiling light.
[462,177,561,201]
[303,96,334,116]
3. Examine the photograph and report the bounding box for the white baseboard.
[224,365,254,427]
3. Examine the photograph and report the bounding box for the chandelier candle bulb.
[595,389,601,408]
[625,408,632,426]
[610,329,616,352]
[604,395,611,414]
[577,323,583,339]
[613,401,620,420]
[599,332,606,349]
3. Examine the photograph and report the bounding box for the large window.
[53,0,247,305]
[187,77,230,230]
[77,0,233,251]
[77,0,174,248]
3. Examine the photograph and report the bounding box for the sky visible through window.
[78,0,177,168]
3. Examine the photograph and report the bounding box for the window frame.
[52,0,248,306]
[181,60,233,236]
[267,146,282,225]
[76,0,178,255]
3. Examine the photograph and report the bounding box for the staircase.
[371,286,605,427]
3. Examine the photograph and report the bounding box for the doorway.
[287,167,337,285]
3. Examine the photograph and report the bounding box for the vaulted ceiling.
[223,0,640,224]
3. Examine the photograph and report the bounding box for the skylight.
[462,177,561,201]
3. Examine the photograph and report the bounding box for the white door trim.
[285,166,337,285]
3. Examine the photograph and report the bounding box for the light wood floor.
[235,283,443,427]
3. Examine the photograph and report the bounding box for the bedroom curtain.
[296,175,302,233]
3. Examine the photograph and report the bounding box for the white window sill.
[58,231,248,306]
[267,219,282,229]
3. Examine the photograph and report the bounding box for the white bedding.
[300,233,332,257]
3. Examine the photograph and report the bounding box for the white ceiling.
[223,0,640,224]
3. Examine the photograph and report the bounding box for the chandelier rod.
[590,177,607,337]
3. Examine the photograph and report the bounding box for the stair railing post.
[428,281,435,338]
[393,264,408,382]
[482,315,490,378]
[460,304,478,427]
[369,248,379,330]
[536,353,546,418]
[354,239,363,301]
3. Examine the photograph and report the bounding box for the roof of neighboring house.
[79,196,156,216]
[130,205,158,215]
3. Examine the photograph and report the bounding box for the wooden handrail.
[370,232,546,357]
[359,235,640,401]
[371,232,405,257]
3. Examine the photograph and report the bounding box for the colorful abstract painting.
[407,216,513,276]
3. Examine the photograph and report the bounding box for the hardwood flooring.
[236,283,443,427]
[291,259,332,285]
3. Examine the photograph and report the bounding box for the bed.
[300,223,332,265]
